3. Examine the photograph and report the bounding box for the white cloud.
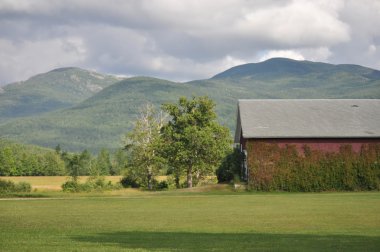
[259,50,305,62]
[238,0,350,47]
[328,0,380,69]
[300,47,332,62]
[0,0,379,84]
[368,45,377,55]
[0,37,86,84]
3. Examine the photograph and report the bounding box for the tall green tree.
[79,149,92,175]
[0,147,16,176]
[94,149,112,175]
[111,149,128,175]
[66,154,82,182]
[125,104,166,190]
[162,96,231,188]
[43,151,66,175]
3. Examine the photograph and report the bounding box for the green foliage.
[64,154,83,181]
[14,182,32,193]
[247,142,380,191]
[155,180,169,190]
[216,148,244,183]
[61,176,121,193]
[162,96,231,188]
[125,104,167,190]
[110,149,127,175]
[42,152,66,175]
[79,149,93,175]
[2,59,380,152]
[120,175,140,188]
[0,179,15,193]
[61,180,81,192]
[93,149,112,175]
[0,179,31,193]
[0,139,126,177]
[0,139,67,176]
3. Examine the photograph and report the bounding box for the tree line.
[0,140,128,177]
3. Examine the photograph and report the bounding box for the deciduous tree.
[162,96,231,188]
[125,104,166,190]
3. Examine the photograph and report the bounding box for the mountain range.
[1,58,379,152]
[0,67,122,123]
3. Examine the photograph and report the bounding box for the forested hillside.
[0,67,122,123]
[1,58,379,152]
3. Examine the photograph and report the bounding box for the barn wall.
[244,138,380,153]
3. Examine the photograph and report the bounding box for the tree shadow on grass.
[72,231,380,251]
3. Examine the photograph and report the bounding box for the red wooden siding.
[243,138,380,153]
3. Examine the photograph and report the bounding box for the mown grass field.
[1,178,380,252]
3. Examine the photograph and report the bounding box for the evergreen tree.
[66,154,82,182]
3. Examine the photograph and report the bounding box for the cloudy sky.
[0,0,379,85]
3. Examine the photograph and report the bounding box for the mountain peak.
[212,57,380,80]
[0,67,122,122]
[48,67,81,73]
[212,58,324,79]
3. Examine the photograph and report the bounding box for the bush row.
[247,143,380,192]
[120,175,170,190]
[61,176,122,192]
[0,179,32,193]
[119,175,218,190]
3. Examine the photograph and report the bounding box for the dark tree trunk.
[147,173,152,190]
[175,174,180,189]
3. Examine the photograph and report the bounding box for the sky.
[0,0,379,85]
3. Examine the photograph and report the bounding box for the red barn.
[234,99,380,177]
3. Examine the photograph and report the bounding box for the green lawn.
[1,191,380,251]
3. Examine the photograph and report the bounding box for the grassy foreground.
[0,190,380,251]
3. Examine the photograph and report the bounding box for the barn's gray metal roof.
[235,99,380,143]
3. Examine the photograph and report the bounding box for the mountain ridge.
[212,58,380,80]
[0,67,122,123]
[1,58,380,152]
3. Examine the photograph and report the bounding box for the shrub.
[155,180,169,190]
[164,176,178,189]
[0,179,31,193]
[14,181,32,192]
[120,175,140,188]
[62,176,121,192]
[86,176,121,191]
[62,180,81,192]
[0,179,15,193]
[216,148,244,183]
